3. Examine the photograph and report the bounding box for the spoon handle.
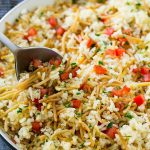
[0,32,19,54]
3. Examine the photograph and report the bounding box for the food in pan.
[0,0,150,149]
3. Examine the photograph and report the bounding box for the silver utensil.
[0,32,62,80]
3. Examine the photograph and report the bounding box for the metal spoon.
[0,32,62,80]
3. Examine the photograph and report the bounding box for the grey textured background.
[0,1,23,149]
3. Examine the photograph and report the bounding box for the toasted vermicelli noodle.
[0,0,150,150]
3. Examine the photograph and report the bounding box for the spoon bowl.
[0,32,62,80]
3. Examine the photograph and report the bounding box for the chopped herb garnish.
[148,64,150,68]
[89,124,92,128]
[95,33,100,36]
[72,0,77,4]
[52,65,56,70]
[17,108,22,113]
[88,78,91,81]
[124,104,129,109]
[102,89,107,93]
[45,94,49,98]
[79,143,85,148]
[71,62,77,68]
[107,122,113,128]
[98,61,104,65]
[125,112,133,119]
[15,18,19,22]
[136,3,141,9]
[64,101,71,108]
[126,2,130,5]
[39,12,44,17]
[96,48,101,52]
[59,70,64,74]
[76,112,82,117]
[97,0,106,3]
[76,92,81,95]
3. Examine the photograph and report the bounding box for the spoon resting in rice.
[0,32,62,80]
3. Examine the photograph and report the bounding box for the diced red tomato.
[94,65,107,75]
[32,121,41,132]
[60,67,79,81]
[140,67,149,75]
[142,73,150,82]
[105,48,125,57]
[100,18,107,23]
[87,38,95,48]
[132,68,139,74]
[115,102,125,111]
[80,83,91,93]
[0,68,4,77]
[112,86,130,97]
[134,94,145,106]
[60,72,69,81]
[71,67,79,78]
[123,29,132,35]
[104,127,118,139]
[47,87,55,95]
[32,59,42,68]
[56,27,65,36]
[48,16,57,28]
[28,27,37,36]
[72,99,81,108]
[49,57,62,67]
[118,38,128,46]
[40,88,48,98]
[115,48,125,57]
[122,86,130,94]
[104,27,114,36]
[24,27,37,40]
[33,98,42,111]
[105,49,116,56]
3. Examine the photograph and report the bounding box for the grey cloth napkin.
[0,1,23,149]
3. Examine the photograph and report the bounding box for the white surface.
[0,0,55,32]
[0,0,55,149]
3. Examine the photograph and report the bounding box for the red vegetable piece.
[105,49,116,56]
[0,68,4,77]
[71,67,79,78]
[32,121,41,132]
[48,16,57,28]
[87,38,95,48]
[72,100,81,108]
[28,27,37,36]
[140,67,149,75]
[142,73,150,82]
[112,86,130,97]
[80,83,91,93]
[40,88,48,98]
[104,127,118,139]
[134,94,145,106]
[49,57,62,67]
[33,98,42,111]
[115,102,125,111]
[118,38,127,46]
[132,68,139,74]
[56,27,65,36]
[60,72,69,81]
[94,65,107,75]
[32,59,42,68]
[104,27,114,36]
[122,86,130,94]
[115,48,125,57]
